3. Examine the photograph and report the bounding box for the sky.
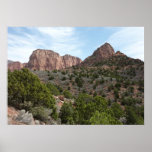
[8,27,144,62]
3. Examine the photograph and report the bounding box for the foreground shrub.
[59,103,74,124]
[63,90,73,99]
[8,68,56,110]
[89,111,122,125]
[111,102,124,119]
[31,106,50,122]
[46,83,60,96]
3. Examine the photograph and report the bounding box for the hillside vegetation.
[8,63,144,125]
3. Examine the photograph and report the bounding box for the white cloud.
[37,27,83,57]
[8,27,83,62]
[107,27,144,60]
[37,27,74,39]
[8,47,36,63]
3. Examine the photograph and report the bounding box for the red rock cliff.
[26,49,82,71]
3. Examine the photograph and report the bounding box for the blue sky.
[8,27,144,62]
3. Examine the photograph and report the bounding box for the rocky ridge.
[26,49,82,71]
[81,43,129,66]
[8,49,82,71]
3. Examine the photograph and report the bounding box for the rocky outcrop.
[26,49,82,71]
[8,61,26,72]
[8,107,35,125]
[92,42,115,58]
[8,107,46,125]
[82,43,115,65]
[62,54,82,68]
[115,51,126,56]
[8,49,82,71]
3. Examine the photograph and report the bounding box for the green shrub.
[111,102,124,119]
[31,106,50,122]
[49,75,54,80]
[63,90,73,99]
[59,103,74,124]
[8,68,56,110]
[125,106,144,125]
[53,70,57,73]
[75,77,83,87]
[121,97,136,106]
[62,77,66,81]
[61,71,66,75]
[89,111,122,125]
[46,83,60,96]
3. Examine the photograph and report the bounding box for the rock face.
[8,107,35,125]
[8,49,82,71]
[82,43,115,65]
[62,54,82,68]
[26,49,82,71]
[8,61,26,72]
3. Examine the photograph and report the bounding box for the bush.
[53,70,57,73]
[8,68,56,110]
[115,83,121,90]
[63,90,73,99]
[62,77,66,81]
[121,97,136,106]
[46,83,60,96]
[111,102,124,119]
[75,77,83,87]
[89,111,122,125]
[114,88,119,99]
[51,107,58,120]
[31,106,50,122]
[75,94,109,124]
[49,75,54,80]
[128,86,134,93]
[125,106,144,125]
[61,71,66,75]
[59,103,74,124]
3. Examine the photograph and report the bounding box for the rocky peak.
[82,43,115,65]
[93,42,115,58]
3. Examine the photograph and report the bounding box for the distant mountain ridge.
[8,43,143,71]
[8,49,82,71]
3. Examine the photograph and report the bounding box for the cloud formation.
[107,27,144,60]
[8,27,83,62]
[8,27,144,62]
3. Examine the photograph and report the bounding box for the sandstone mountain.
[82,43,115,66]
[26,49,82,71]
[8,49,82,71]
[8,61,27,72]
